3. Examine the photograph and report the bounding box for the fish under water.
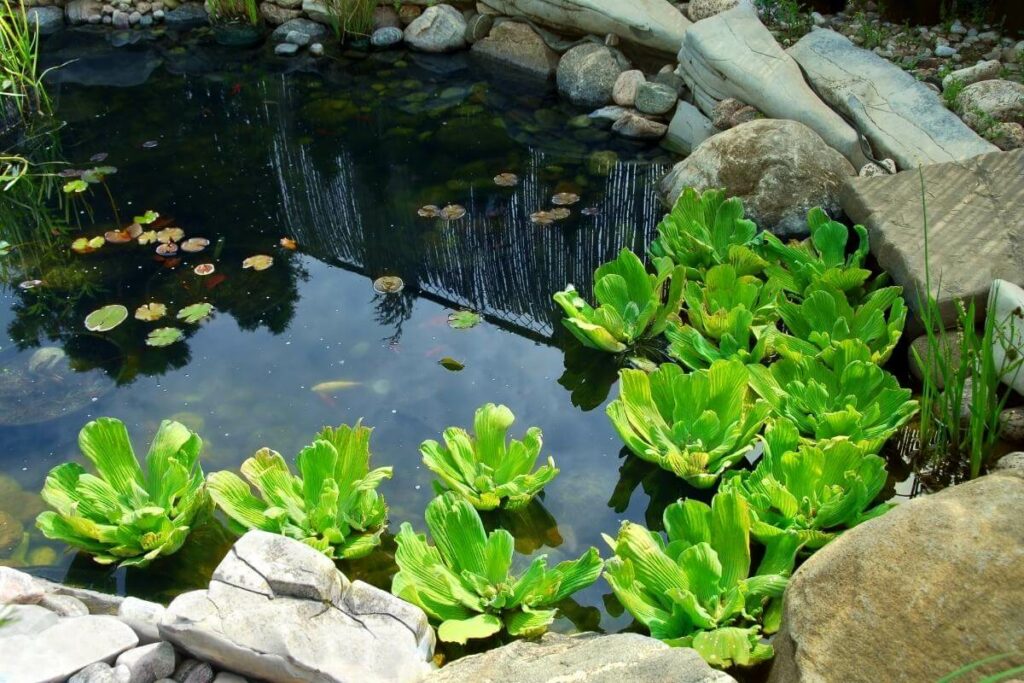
[311,380,362,393]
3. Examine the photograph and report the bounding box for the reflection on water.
[1,37,671,633]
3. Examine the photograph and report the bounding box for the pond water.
[0,35,691,636]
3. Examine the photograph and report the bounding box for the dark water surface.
[0,32,691,634]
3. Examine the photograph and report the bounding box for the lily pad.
[180,237,210,253]
[494,173,519,187]
[194,263,216,276]
[134,210,159,225]
[530,211,555,225]
[447,310,482,330]
[156,242,179,256]
[440,204,466,221]
[551,208,571,220]
[243,254,274,271]
[138,230,157,245]
[156,227,184,243]
[279,237,297,250]
[81,166,117,183]
[63,179,88,194]
[104,229,132,244]
[552,192,580,206]
[18,279,43,290]
[125,223,143,238]
[135,302,167,321]
[71,236,105,254]
[85,304,128,332]
[373,275,404,294]
[439,357,465,371]
[417,205,440,218]
[146,327,184,347]
[177,303,213,324]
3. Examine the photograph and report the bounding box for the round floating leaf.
[373,275,404,294]
[530,211,555,225]
[177,303,213,324]
[581,207,600,216]
[439,357,465,371]
[85,304,128,332]
[125,223,143,238]
[551,208,571,220]
[417,205,439,218]
[18,279,43,290]
[134,210,159,225]
[243,255,273,271]
[104,229,132,244]
[156,243,179,256]
[440,204,466,221]
[552,192,580,206]
[146,327,184,347]
[494,173,519,187]
[71,236,105,254]
[63,179,88,194]
[194,263,216,276]
[135,302,167,321]
[279,237,297,250]
[156,227,184,243]
[180,237,210,253]
[447,310,482,330]
[138,230,157,245]
[81,166,117,183]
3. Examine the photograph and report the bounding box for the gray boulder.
[660,119,855,236]
[159,531,434,683]
[612,111,668,140]
[115,642,176,683]
[557,43,628,108]
[259,3,301,26]
[118,597,166,644]
[788,29,997,169]
[612,69,645,107]
[270,18,328,43]
[0,567,43,604]
[27,6,65,35]
[66,0,103,25]
[942,59,1001,90]
[39,593,90,617]
[0,604,59,637]
[677,3,867,168]
[635,81,677,116]
[0,615,139,683]
[371,26,403,48]
[425,632,736,683]
[471,20,559,79]
[163,3,207,28]
[957,79,1024,129]
[68,662,130,683]
[404,4,467,53]
[662,101,716,155]
[767,469,1024,683]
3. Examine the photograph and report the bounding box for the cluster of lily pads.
[553,187,918,665]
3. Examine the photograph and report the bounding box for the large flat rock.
[676,3,868,168]
[476,0,690,55]
[788,29,997,170]
[159,530,434,683]
[839,149,1024,324]
[0,615,139,683]
[425,632,737,683]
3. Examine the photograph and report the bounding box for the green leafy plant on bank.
[208,422,392,559]
[35,418,209,568]
[748,340,918,452]
[205,0,260,26]
[720,419,891,574]
[392,493,603,644]
[607,360,771,488]
[603,491,788,668]
[420,403,559,511]
[664,263,780,370]
[649,188,766,280]
[553,248,684,354]
[0,0,52,120]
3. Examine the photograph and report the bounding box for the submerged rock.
[767,469,1024,683]
[659,119,855,236]
[471,20,559,79]
[0,348,113,426]
[404,4,467,53]
[425,632,737,683]
[27,6,65,35]
[557,44,628,108]
[159,531,434,683]
[163,3,207,28]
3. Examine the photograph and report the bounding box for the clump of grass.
[943,77,966,112]
[0,0,52,121]
[206,0,260,26]
[753,0,812,43]
[912,170,1024,482]
[326,0,376,41]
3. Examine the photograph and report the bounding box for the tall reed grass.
[0,0,51,121]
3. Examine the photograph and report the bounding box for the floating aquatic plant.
[530,210,555,225]
[553,248,684,354]
[421,403,559,511]
[36,418,208,568]
[138,231,157,245]
[242,254,273,271]
[134,210,159,225]
[439,357,464,371]
[156,227,184,244]
[208,422,392,559]
[146,327,184,347]
[180,237,209,253]
[373,275,404,294]
[607,360,770,488]
[440,204,467,221]
[494,173,519,187]
[418,205,439,218]
[392,492,603,643]
[448,310,482,330]
[155,243,178,256]
[71,236,105,254]
[194,263,215,276]
[84,304,128,332]
[177,303,213,324]
[551,192,580,206]
[279,237,297,250]
[135,302,167,322]
[603,491,787,668]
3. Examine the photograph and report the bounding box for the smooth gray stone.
[116,642,176,683]
[0,615,139,683]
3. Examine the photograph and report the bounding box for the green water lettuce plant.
[207,422,392,559]
[773,282,908,364]
[665,264,781,370]
[762,208,873,298]
[553,248,684,353]
[392,493,603,644]
[747,340,918,451]
[36,418,208,568]
[420,403,558,511]
[607,360,771,488]
[603,490,788,667]
[649,188,766,279]
[720,420,892,574]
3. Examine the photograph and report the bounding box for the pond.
[0,35,697,636]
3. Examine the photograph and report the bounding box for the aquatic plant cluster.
[33,189,918,670]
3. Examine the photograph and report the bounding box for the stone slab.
[0,615,139,683]
[788,29,998,170]
[839,149,1024,325]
